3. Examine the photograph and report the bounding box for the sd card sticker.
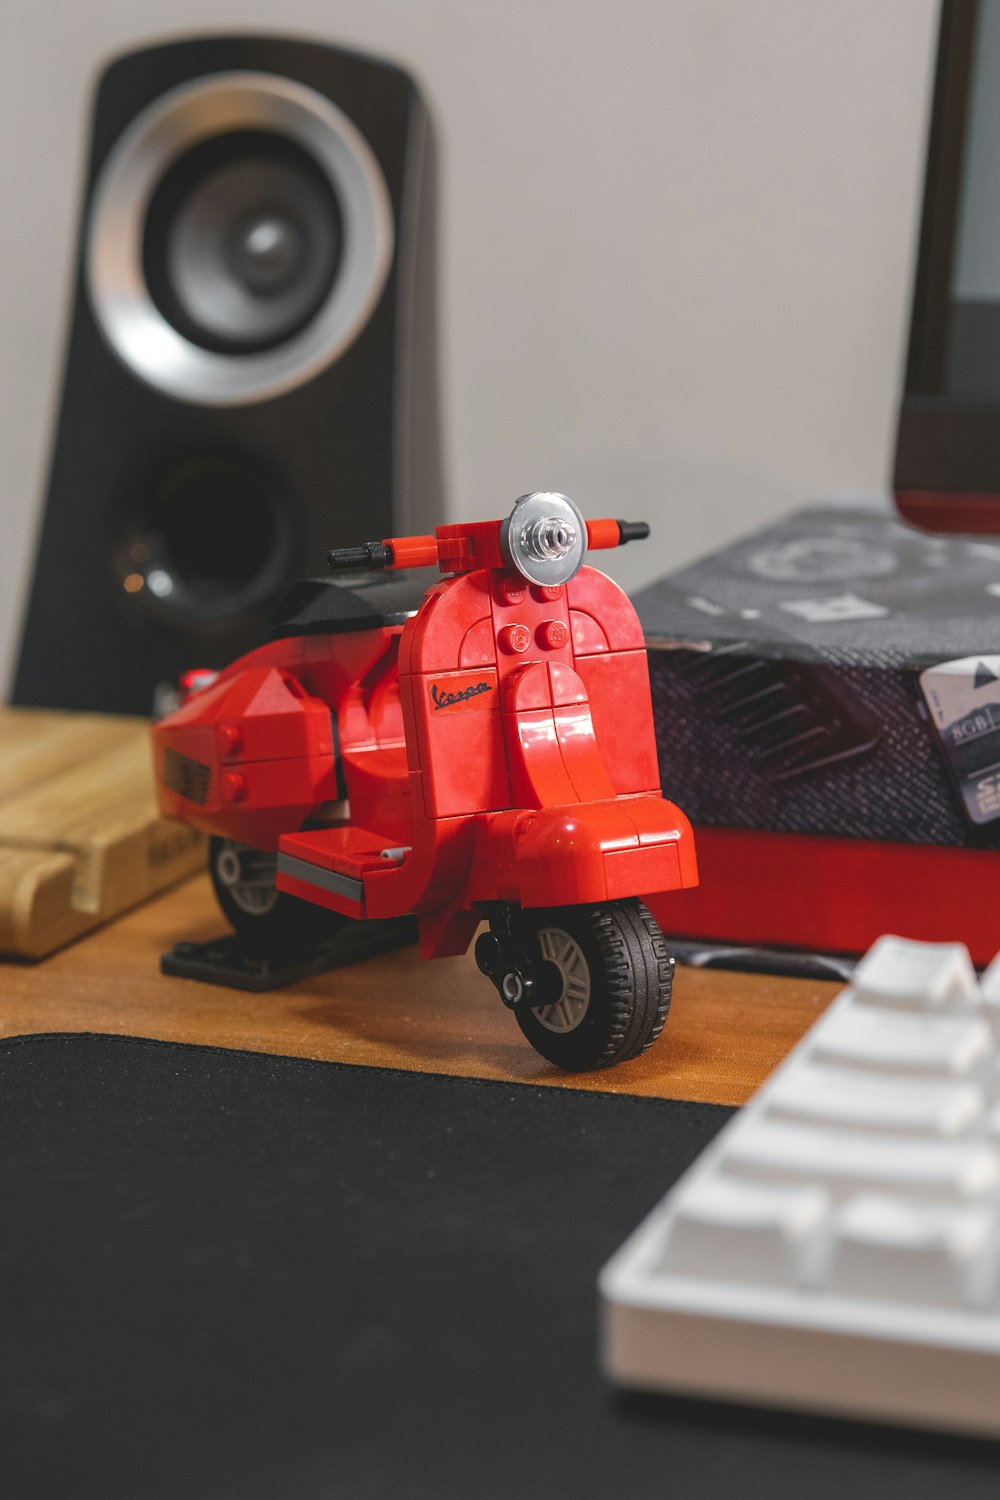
[919,655,1000,825]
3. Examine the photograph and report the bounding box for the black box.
[632,500,1000,963]
[635,499,1000,853]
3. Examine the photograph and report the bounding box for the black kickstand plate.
[161,916,418,993]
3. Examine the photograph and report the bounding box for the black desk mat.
[2,1034,1000,1499]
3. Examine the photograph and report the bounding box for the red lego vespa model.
[152,493,698,1069]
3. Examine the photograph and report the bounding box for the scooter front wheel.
[508,900,675,1071]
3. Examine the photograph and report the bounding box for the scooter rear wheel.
[511,899,674,1071]
[209,837,348,952]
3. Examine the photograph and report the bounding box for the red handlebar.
[327,518,648,574]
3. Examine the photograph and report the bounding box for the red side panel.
[501,661,617,809]
[398,570,509,821]
[648,825,1000,965]
[401,666,509,818]
[398,573,492,674]
[568,570,660,795]
[152,666,339,848]
[566,568,646,652]
[277,825,390,918]
[574,650,661,795]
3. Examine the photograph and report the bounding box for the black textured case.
[635,502,1000,850]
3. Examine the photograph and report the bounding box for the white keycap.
[979,952,1000,1004]
[765,1065,983,1136]
[600,936,1000,1438]
[978,955,1000,1036]
[812,1005,992,1077]
[722,1121,1000,1199]
[661,1177,830,1286]
[852,935,979,1013]
[822,1194,997,1309]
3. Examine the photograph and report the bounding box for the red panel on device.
[648,826,1000,966]
[896,490,1000,535]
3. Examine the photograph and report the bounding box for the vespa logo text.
[430,679,493,711]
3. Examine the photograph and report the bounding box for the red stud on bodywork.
[153,493,698,1070]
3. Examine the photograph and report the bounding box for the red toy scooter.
[153,493,698,1069]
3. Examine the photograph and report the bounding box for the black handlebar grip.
[616,520,651,545]
[327,541,396,571]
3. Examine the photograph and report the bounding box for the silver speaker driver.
[86,71,394,406]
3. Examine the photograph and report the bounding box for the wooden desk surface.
[1,874,839,1106]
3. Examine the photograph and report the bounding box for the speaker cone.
[144,131,343,354]
[87,72,394,405]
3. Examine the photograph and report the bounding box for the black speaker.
[13,34,441,714]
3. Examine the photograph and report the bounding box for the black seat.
[269,570,436,638]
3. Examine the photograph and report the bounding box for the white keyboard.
[600,935,1000,1436]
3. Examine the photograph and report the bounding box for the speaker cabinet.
[14,35,440,713]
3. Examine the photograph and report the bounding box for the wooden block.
[0,706,205,959]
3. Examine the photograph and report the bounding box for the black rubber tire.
[209,836,348,952]
[512,899,674,1071]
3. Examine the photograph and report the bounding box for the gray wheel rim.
[533,927,591,1033]
[215,840,280,916]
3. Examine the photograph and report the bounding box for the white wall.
[0,0,939,692]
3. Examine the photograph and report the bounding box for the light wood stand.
[0,707,204,957]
